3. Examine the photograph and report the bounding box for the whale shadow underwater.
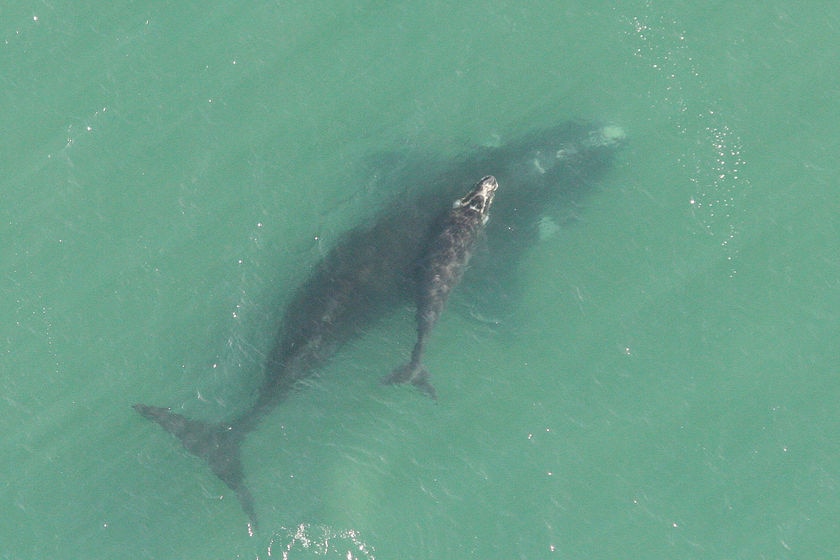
[134,120,626,532]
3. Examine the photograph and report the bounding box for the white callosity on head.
[453,175,498,222]
[585,124,627,148]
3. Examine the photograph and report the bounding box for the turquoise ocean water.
[2,2,838,558]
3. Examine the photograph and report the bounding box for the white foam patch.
[268,524,377,559]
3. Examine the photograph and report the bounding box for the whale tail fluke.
[133,404,258,532]
[382,363,437,400]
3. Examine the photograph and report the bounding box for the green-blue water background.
[2,1,838,558]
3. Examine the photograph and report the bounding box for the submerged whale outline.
[134,121,625,531]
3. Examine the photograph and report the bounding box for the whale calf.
[384,175,498,399]
[134,121,625,531]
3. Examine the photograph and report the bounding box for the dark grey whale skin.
[133,121,625,531]
[384,175,498,399]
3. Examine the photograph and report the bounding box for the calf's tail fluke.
[133,403,258,532]
[382,362,437,400]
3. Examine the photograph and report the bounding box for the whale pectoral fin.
[381,364,437,400]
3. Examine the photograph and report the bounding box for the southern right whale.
[134,120,625,531]
[384,174,499,399]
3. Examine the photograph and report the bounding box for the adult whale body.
[134,121,625,531]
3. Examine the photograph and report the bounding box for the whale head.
[454,175,499,224]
